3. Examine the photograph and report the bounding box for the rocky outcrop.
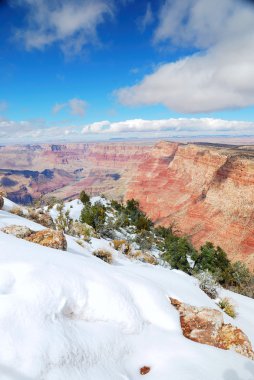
[126,142,254,269]
[1,225,67,251]
[170,298,254,360]
[25,230,67,251]
[1,225,33,239]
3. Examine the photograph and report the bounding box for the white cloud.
[53,98,87,117]
[0,117,79,142]
[1,116,254,143]
[117,0,254,113]
[13,0,113,54]
[82,118,254,135]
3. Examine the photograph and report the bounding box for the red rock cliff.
[126,141,254,269]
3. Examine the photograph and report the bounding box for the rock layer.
[170,298,254,360]
[0,142,152,204]
[126,142,254,269]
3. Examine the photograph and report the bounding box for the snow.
[2,198,17,212]
[49,196,108,223]
[49,199,84,222]
[0,198,254,379]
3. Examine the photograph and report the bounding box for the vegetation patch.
[92,249,113,264]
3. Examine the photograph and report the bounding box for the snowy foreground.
[0,199,254,380]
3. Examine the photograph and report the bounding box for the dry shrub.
[27,209,54,228]
[92,249,113,264]
[10,207,24,217]
[112,239,131,254]
[69,222,95,241]
[131,250,158,265]
[218,298,237,318]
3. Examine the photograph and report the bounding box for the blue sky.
[1,0,254,143]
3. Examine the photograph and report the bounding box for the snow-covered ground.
[0,199,254,380]
[49,197,108,223]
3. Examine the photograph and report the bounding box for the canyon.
[0,142,152,203]
[126,141,254,269]
[1,140,254,268]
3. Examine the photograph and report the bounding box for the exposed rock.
[140,366,150,375]
[126,141,254,269]
[25,229,67,251]
[0,195,4,210]
[170,298,254,360]
[1,225,33,239]
[27,209,54,228]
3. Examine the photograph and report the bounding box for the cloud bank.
[117,0,254,113]
[2,117,254,143]
[0,117,79,143]
[82,118,254,135]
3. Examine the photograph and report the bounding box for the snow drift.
[0,198,254,379]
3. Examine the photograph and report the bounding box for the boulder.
[140,366,150,375]
[25,229,67,251]
[1,225,33,239]
[170,297,254,360]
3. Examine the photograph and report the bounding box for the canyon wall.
[125,141,254,268]
[0,142,152,203]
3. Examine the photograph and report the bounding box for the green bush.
[80,202,106,231]
[111,200,124,212]
[162,236,197,274]
[135,230,154,252]
[194,242,230,282]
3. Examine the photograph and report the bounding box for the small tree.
[80,190,90,205]
[55,204,73,233]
